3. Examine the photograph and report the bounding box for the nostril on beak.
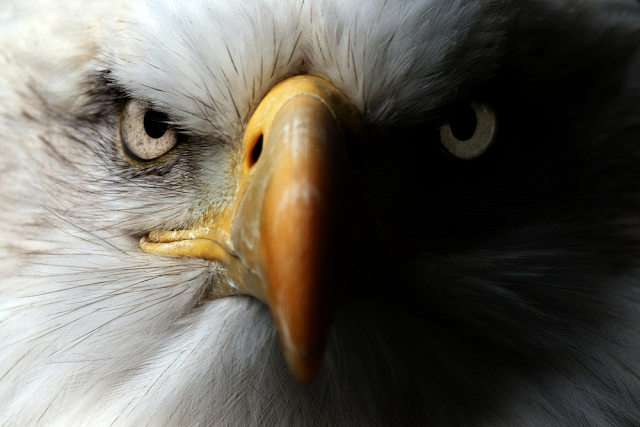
[248,135,263,168]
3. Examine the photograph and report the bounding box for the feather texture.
[1,0,640,425]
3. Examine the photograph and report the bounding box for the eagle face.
[1,0,640,425]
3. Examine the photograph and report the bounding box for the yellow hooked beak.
[140,75,369,383]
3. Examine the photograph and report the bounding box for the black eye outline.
[439,101,497,160]
[119,99,185,166]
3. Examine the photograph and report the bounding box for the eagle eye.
[439,101,497,160]
[120,99,179,164]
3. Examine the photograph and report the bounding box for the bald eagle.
[1,0,640,425]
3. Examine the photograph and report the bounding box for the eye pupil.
[144,110,169,139]
[449,104,477,141]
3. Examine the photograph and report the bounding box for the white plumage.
[2,0,640,425]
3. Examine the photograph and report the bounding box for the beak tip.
[284,349,324,384]
[270,296,335,384]
[273,311,328,384]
